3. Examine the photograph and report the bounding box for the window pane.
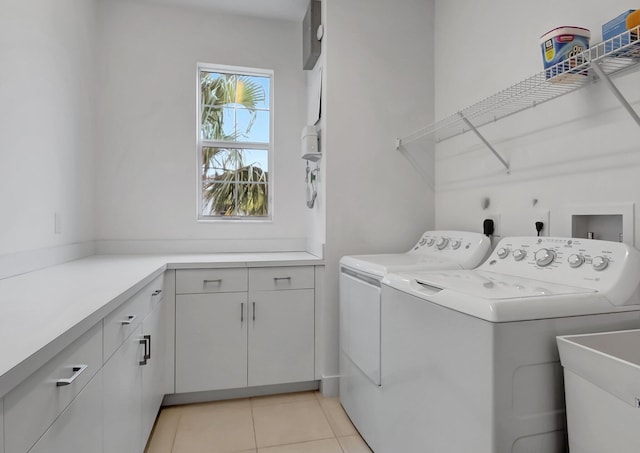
[202,182,237,216]
[240,75,270,110]
[201,106,236,141]
[237,182,269,216]
[202,147,242,178]
[236,109,270,143]
[239,149,269,173]
[201,72,236,107]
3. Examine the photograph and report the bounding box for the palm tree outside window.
[197,64,273,219]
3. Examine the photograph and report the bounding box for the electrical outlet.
[534,210,550,236]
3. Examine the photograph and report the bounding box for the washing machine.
[339,230,491,452]
[380,236,640,453]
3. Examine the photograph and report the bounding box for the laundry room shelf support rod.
[458,112,510,173]
[590,60,640,128]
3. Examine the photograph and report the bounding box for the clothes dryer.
[380,237,640,453]
[339,231,491,451]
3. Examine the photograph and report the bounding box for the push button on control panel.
[513,249,526,261]
[451,240,461,250]
[497,248,510,259]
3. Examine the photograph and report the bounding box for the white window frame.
[196,62,274,222]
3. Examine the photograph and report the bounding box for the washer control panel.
[479,236,640,305]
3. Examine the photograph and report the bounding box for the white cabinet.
[28,371,103,453]
[176,292,248,392]
[103,325,144,453]
[4,322,102,453]
[248,289,314,386]
[175,266,315,393]
[104,283,166,453]
[141,297,168,442]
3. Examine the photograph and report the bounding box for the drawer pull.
[253,302,256,321]
[152,289,163,296]
[274,277,292,282]
[203,279,222,286]
[121,315,137,325]
[56,365,88,387]
[139,335,151,365]
[241,302,244,323]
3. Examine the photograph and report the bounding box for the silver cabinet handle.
[241,302,244,323]
[57,365,88,387]
[139,335,151,365]
[152,289,162,296]
[252,302,256,321]
[203,279,222,286]
[273,277,292,281]
[121,315,137,325]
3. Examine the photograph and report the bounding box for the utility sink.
[557,329,640,453]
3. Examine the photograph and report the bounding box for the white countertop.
[0,252,322,398]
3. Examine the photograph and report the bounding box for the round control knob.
[513,249,526,261]
[419,238,427,246]
[451,240,461,250]
[436,237,449,250]
[568,254,585,268]
[425,238,435,247]
[496,248,509,259]
[534,248,556,267]
[592,256,609,271]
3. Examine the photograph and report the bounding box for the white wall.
[320,0,435,386]
[96,1,310,253]
[434,0,640,246]
[0,0,97,266]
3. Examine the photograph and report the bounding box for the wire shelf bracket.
[396,27,640,173]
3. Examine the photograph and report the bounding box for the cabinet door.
[176,292,248,392]
[141,298,166,446]
[28,372,102,453]
[103,326,144,453]
[248,289,314,386]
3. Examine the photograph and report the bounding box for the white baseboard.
[0,241,95,281]
[319,375,340,397]
[162,381,320,406]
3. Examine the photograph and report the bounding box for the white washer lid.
[381,270,640,322]
[415,270,594,299]
[340,254,459,279]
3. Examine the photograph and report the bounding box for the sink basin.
[557,329,640,453]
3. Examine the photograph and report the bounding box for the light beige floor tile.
[172,400,256,453]
[316,396,357,437]
[257,438,342,453]
[145,406,183,453]
[251,391,317,408]
[338,435,373,453]
[252,400,334,448]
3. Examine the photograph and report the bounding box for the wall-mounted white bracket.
[458,112,511,173]
[590,61,640,128]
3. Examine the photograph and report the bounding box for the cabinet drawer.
[249,266,314,291]
[103,273,164,361]
[4,322,102,453]
[176,268,247,294]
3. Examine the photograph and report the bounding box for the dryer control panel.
[479,237,640,306]
[409,230,491,269]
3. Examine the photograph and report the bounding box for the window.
[197,63,273,220]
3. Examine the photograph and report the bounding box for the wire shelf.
[399,27,640,147]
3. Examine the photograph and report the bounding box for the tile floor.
[145,391,372,453]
